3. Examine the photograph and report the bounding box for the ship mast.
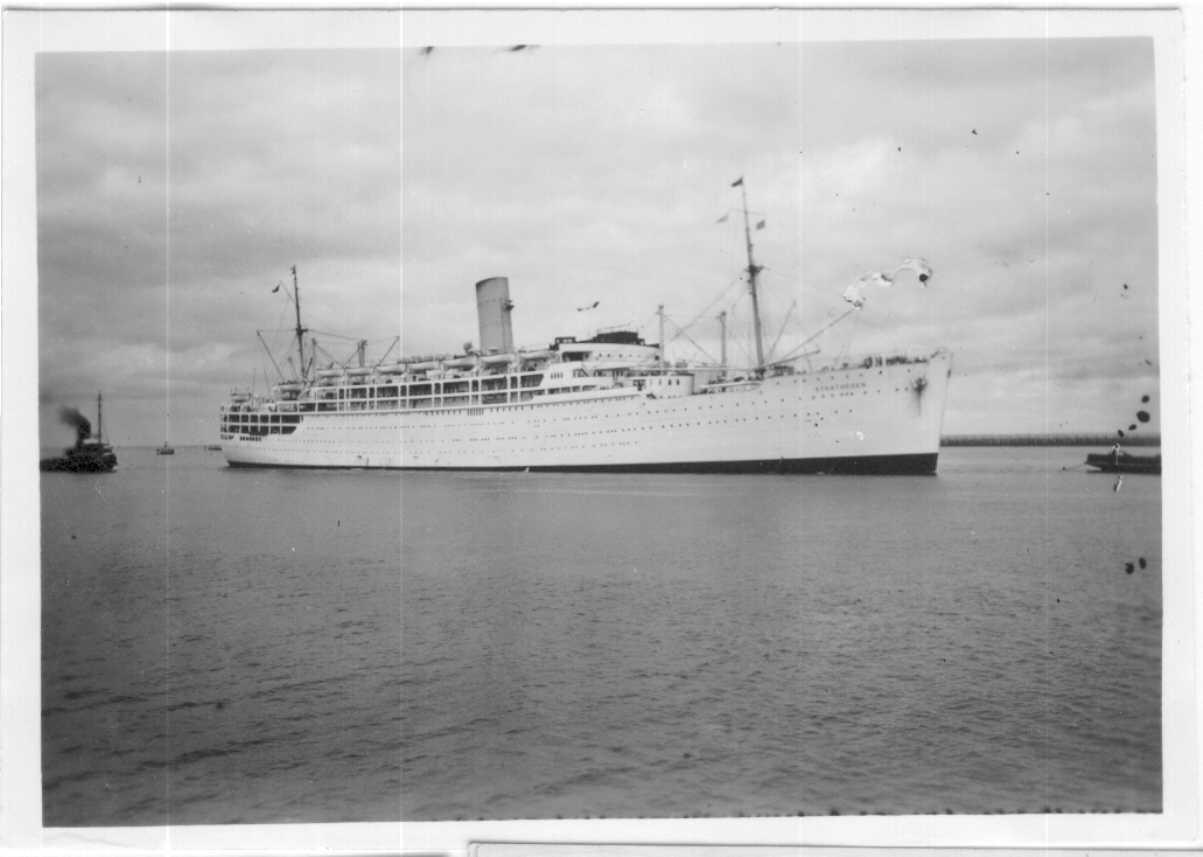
[717,310,727,378]
[657,304,666,367]
[736,179,766,373]
[97,392,103,443]
[291,266,307,382]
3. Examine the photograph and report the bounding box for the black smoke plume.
[59,406,91,447]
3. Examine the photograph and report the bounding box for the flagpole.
[737,180,766,372]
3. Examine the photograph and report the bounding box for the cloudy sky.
[35,31,1161,446]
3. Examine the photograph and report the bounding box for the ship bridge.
[554,331,660,368]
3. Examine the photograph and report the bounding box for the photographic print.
[1,6,1193,853]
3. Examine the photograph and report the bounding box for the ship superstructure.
[220,185,952,473]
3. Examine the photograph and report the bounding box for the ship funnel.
[475,277,514,354]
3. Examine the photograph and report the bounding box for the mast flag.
[843,259,935,307]
[895,257,934,284]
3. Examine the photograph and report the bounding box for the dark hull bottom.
[40,459,116,473]
[1086,466,1160,475]
[227,452,939,475]
[1085,456,1160,475]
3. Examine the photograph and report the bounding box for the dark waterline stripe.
[225,453,939,476]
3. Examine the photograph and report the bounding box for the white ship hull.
[222,352,951,474]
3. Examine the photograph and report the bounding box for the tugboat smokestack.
[59,406,91,448]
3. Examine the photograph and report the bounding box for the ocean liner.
[220,186,952,473]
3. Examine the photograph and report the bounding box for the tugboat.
[40,393,118,473]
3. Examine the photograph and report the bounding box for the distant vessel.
[1085,451,1161,474]
[156,443,175,456]
[40,393,118,473]
[221,184,952,473]
[205,444,223,452]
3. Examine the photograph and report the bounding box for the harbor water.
[40,446,1161,825]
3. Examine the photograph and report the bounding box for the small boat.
[1085,450,1160,474]
[40,393,117,473]
[205,444,222,451]
[156,443,175,456]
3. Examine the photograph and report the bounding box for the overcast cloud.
[36,38,1159,446]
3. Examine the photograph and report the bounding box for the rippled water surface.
[41,446,1161,825]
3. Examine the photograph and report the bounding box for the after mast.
[291,265,308,382]
[734,178,767,373]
